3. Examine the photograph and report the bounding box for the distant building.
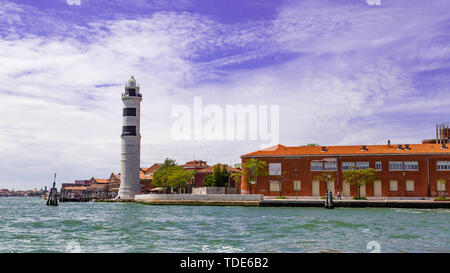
[108,173,121,194]
[140,163,161,193]
[183,160,240,188]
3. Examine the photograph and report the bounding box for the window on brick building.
[406,180,415,191]
[389,180,398,191]
[269,180,280,192]
[389,161,403,171]
[375,161,382,171]
[310,161,323,171]
[356,162,369,170]
[437,161,450,170]
[324,162,337,171]
[342,162,355,171]
[404,161,419,171]
[294,180,301,191]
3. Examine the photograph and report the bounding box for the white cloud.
[66,0,81,6]
[0,1,449,189]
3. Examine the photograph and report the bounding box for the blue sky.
[0,0,449,189]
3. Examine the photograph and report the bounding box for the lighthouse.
[118,76,142,200]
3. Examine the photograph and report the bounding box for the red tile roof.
[88,184,108,189]
[184,160,208,168]
[241,144,450,157]
[91,178,109,184]
[64,186,88,191]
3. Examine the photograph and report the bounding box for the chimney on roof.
[321,146,327,152]
[388,140,391,148]
[361,145,368,151]
[397,144,403,150]
[405,144,411,150]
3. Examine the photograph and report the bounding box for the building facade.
[241,143,450,198]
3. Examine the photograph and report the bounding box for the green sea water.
[0,197,448,253]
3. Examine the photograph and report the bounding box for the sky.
[0,0,449,189]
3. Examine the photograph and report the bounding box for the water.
[0,197,449,253]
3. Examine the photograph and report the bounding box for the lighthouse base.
[117,186,140,200]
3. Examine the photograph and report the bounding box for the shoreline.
[95,194,450,209]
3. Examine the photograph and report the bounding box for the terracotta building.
[240,142,450,198]
[140,163,161,193]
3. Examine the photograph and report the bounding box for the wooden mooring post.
[46,173,58,206]
[325,190,334,209]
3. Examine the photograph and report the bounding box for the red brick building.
[240,143,450,198]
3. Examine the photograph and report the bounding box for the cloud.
[0,0,449,189]
[67,0,81,6]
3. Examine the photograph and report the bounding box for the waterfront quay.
[97,194,450,209]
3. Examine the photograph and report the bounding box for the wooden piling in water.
[46,173,58,206]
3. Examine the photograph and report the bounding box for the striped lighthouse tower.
[118,76,142,200]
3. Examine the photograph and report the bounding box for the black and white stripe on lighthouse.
[118,76,142,200]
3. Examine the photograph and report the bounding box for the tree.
[152,165,195,193]
[235,158,268,194]
[220,165,230,187]
[167,166,195,191]
[314,170,336,194]
[343,168,380,198]
[213,164,228,187]
[304,143,320,146]
[203,174,215,187]
[203,165,230,187]
[160,158,177,169]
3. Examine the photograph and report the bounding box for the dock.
[94,194,450,209]
[260,199,450,209]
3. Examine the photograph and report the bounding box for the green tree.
[218,165,230,187]
[303,143,319,146]
[203,165,230,187]
[213,164,223,187]
[234,158,268,194]
[314,170,336,193]
[203,174,215,187]
[152,165,194,193]
[160,158,177,169]
[167,166,195,191]
[343,168,380,198]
